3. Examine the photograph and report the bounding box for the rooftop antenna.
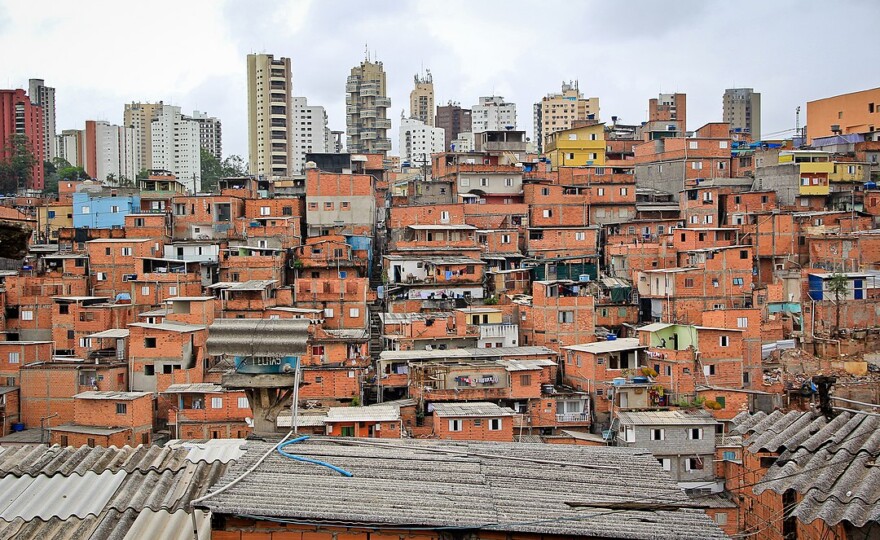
[364,43,369,62]
[795,106,801,144]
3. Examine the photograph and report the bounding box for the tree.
[827,272,849,338]
[200,148,248,192]
[0,135,37,194]
[56,165,89,181]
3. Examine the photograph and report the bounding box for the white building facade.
[151,105,201,193]
[471,96,517,133]
[292,97,331,174]
[399,116,445,167]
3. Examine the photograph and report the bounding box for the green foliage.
[200,148,248,192]
[483,295,498,305]
[350,396,361,407]
[136,169,150,181]
[0,135,37,193]
[828,272,849,337]
[57,165,89,181]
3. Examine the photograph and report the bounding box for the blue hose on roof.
[277,435,354,477]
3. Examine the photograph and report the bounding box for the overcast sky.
[2,0,879,160]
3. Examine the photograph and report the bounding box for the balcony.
[375,118,392,130]
[360,109,377,119]
[556,412,589,422]
[360,130,377,140]
[360,87,378,97]
[373,140,392,151]
[346,105,358,115]
[345,83,358,93]
[375,97,391,108]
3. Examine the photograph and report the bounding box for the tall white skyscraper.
[471,96,517,133]
[291,97,331,174]
[399,116,445,167]
[151,105,201,192]
[28,79,56,160]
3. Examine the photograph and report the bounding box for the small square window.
[144,337,157,348]
[116,403,127,414]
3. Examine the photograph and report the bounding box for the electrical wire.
[277,435,353,476]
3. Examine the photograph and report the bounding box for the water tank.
[11,423,24,432]
[632,376,650,384]
[612,377,626,386]
[865,182,877,190]
[607,334,617,341]
[578,274,591,282]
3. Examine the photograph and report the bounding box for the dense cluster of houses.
[2,114,880,537]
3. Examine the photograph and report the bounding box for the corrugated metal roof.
[85,329,130,339]
[73,391,151,401]
[617,410,718,427]
[563,338,645,354]
[0,470,125,520]
[206,318,310,356]
[432,402,515,418]
[732,410,880,527]
[197,438,726,539]
[0,445,192,477]
[326,405,399,422]
[128,322,206,333]
[163,383,224,394]
[164,439,247,464]
[276,413,328,428]
[0,446,233,539]
[380,346,556,361]
[50,424,129,436]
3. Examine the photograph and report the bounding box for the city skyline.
[2,0,879,159]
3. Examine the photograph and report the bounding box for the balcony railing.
[556,412,589,422]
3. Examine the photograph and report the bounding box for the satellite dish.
[244,417,254,428]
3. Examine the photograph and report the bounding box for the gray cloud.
[3,0,879,160]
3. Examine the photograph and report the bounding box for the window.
[122,247,132,256]
[460,178,470,187]
[722,451,736,461]
[260,206,271,216]
[211,397,223,408]
[490,418,502,431]
[110,205,119,213]
[575,232,585,241]
[624,426,635,442]
[440,210,449,221]
[449,419,462,432]
[473,419,482,427]
[651,428,665,441]
[116,403,127,414]
[21,310,34,321]
[105,247,112,255]
[349,308,360,318]
[684,278,695,288]
[479,177,489,187]
[543,209,552,218]
[597,188,605,196]
[620,187,628,196]
[715,513,728,526]
[504,178,513,187]
[686,457,704,471]
[324,202,334,210]
[520,374,532,387]
[324,308,334,318]
[144,337,157,348]
[737,317,748,328]
[688,428,703,440]
[501,234,510,244]
[558,311,574,323]
[658,458,671,471]
[87,438,95,448]
[719,141,728,149]
[341,201,350,210]
[691,161,703,170]
[8,352,19,364]
[60,435,68,446]
[96,272,107,281]
[733,278,744,286]
[79,338,92,348]
[689,141,698,149]
[704,365,717,377]
[238,397,249,408]
[144,365,155,376]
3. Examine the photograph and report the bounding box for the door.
[619,391,629,409]
[854,280,864,300]
[340,426,354,437]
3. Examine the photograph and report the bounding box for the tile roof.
[732,410,880,527]
[197,438,726,539]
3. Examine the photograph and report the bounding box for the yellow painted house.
[36,203,73,241]
[544,123,606,170]
[779,150,832,196]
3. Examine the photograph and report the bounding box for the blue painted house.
[73,189,141,229]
